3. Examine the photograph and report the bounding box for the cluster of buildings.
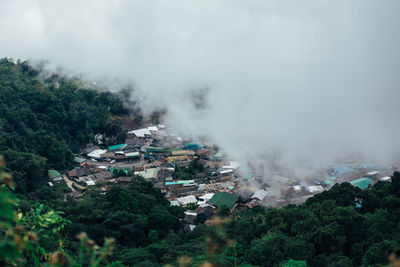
[283,162,395,205]
[46,123,398,230]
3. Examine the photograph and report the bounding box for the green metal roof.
[350,177,372,189]
[108,143,127,151]
[73,157,86,163]
[145,146,166,152]
[48,170,61,179]
[209,192,238,209]
[213,151,224,160]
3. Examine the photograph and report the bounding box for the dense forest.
[2,166,400,266]
[0,58,127,193]
[1,60,400,266]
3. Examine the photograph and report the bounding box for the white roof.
[199,203,213,208]
[158,124,166,129]
[198,193,214,201]
[177,195,197,206]
[98,165,107,169]
[222,161,240,169]
[379,176,391,181]
[293,185,302,191]
[366,171,379,175]
[184,211,197,216]
[189,224,196,231]
[251,190,268,200]
[48,182,54,187]
[220,169,234,175]
[87,149,107,159]
[147,126,158,132]
[129,128,151,138]
[86,180,95,186]
[177,137,183,142]
[308,185,324,193]
[125,152,140,157]
[170,200,180,206]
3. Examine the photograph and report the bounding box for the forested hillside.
[0,58,127,193]
[2,169,400,266]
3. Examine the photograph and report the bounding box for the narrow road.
[63,175,84,192]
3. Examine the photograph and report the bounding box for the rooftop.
[108,143,127,151]
[48,170,62,179]
[350,177,373,189]
[208,192,238,209]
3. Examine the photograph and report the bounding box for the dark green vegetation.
[4,171,400,266]
[173,158,204,180]
[0,58,127,193]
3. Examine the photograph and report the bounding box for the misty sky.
[1,0,400,177]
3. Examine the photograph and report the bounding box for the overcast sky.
[1,0,400,178]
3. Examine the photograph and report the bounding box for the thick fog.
[1,0,400,179]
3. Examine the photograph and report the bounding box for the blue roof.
[350,177,373,189]
[332,164,356,175]
[108,143,126,151]
[323,180,333,185]
[329,176,337,181]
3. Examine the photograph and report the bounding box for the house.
[87,149,107,160]
[183,142,202,150]
[222,161,240,169]
[67,167,91,179]
[48,170,62,181]
[184,211,197,224]
[350,177,373,189]
[73,157,86,165]
[171,150,189,156]
[196,149,212,160]
[148,126,158,132]
[170,200,180,206]
[330,164,357,176]
[93,171,113,180]
[81,144,100,156]
[308,185,324,193]
[108,143,127,151]
[128,128,151,138]
[208,192,238,209]
[194,204,215,223]
[213,151,224,161]
[125,152,140,160]
[251,190,268,201]
[79,176,95,186]
[197,193,215,204]
[220,169,234,176]
[177,195,197,206]
[379,176,391,182]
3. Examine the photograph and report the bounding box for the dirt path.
[63,175,84,191]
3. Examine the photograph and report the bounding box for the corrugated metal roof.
[108,143,127,151]
[209,192,238,209]
[332,164,356,175]
[251,190,268,200]
[48,170,61,179]
[350,177,372,189]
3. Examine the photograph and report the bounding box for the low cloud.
[1,0,400,180]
